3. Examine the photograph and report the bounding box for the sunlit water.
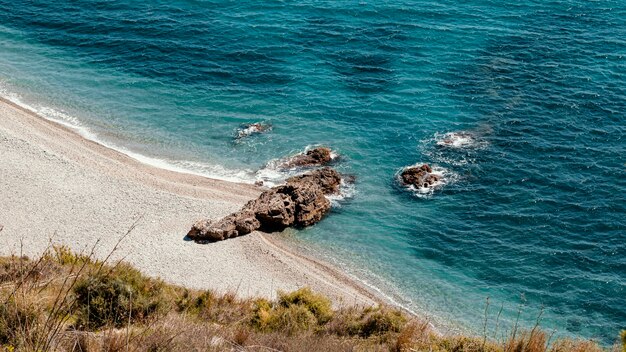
[0,0,624,343]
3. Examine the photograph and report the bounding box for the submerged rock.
[236,122,272,139]
[399,164,440,189]
[279,147,334,169]
[188,167,341,242]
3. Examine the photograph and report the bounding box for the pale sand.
[0,97,377,307]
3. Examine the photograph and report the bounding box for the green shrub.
[347,307,406,337]
[176,289,215,316]
[278,288,333,324]
[47,246,92,266]
[251,288,333,334]
[73,264,164,329]
[621,330,626,352]
[251,298,273,330]
[251,300,317,335]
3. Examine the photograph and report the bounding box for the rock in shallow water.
[279,147,334,169]
[187,167,341,242]
[236,122,272,139]
[400,164,440,189]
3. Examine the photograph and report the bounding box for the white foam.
[434,131,488,149]
[255,145,341,185]
[235,122,272,139]
[0,83,256,184]
[326,178,357,207]
[397,163,456,198]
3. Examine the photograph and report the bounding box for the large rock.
[399,164,440,188]
[286,167,342,194]
[248,191,296,231]
[187,167,342,242]
[280,147,334,169]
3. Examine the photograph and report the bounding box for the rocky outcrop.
[400,164,440,188]
[279,147,334,169]
[188,167,341,242]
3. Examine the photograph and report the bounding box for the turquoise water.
[0,0,624,343]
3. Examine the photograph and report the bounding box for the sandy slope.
[0,97,376,307]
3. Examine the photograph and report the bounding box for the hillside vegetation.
[0,246,622,351]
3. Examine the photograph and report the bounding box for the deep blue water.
[0,0,624,343]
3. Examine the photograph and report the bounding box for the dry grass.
[0,245,621,352]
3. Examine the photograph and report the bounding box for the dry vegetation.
[0,245,622,352]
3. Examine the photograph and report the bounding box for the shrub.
[46,245,92,266]
[621,330,626,352]
[251,288,332,335]
[176,289,215,315]
[251,298,273,330]
[73,263,164,329]
[343,307,406,337]
[278,288,333,324]
[270,305,318,336]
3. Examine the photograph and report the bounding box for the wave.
[255,145,340,185]
[434,131,488,149]
[255,145,354,205]
[0,83,256,184]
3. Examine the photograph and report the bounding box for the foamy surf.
[396,163,456,198]
[255,146,354,205]
[255,145,341,184]
[0,83,256,184]
[434,131,487,149]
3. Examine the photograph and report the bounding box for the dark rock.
[234,212,261,235]
[248,190,296,231]
[400,164,440,188]
[286,167,342,194]
[188,167,341,242]
[287,185,331,227]
[280,147,334,169]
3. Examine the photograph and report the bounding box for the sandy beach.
[0,97,377,307]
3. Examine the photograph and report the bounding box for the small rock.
[236,122,272,139]
[400,164,440,188]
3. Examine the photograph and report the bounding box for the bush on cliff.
[0,247,620,352]
[251,288,333,335]
[73,263,165,329]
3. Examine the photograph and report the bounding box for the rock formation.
[279,147,334,169]
[399,164,440,188]
[188,167,341,242]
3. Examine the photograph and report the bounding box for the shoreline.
[0,95,380,308]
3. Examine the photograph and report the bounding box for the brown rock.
[286,167,342,194]
[287,185,331,227]
[187,219,213,240]
[281,147,333,169]
[234,212,261,235]
[188,167,342,242]
[251,190,296,231]
[400,164,440,188]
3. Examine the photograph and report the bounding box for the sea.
[0,0,624,344]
